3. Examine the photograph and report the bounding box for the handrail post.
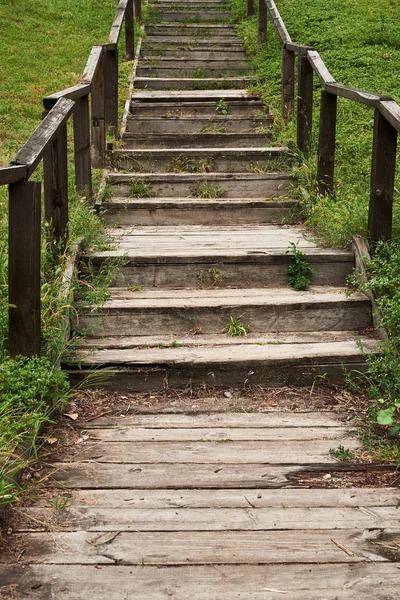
[73,94,93,202]
[9,180,41,358]
[126,0,135,60]
[91,50,106,168]
[297,53,313,156]
[316,90,337,196]
[104,47,119,138]
[368,109,397,243]
[282,48,294,119]
[43,123,69,250]
[258,0,267,46]
[247,0,254,17]
[134,0,141,23]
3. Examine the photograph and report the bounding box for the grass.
[223,316,248,337]
[0,0,143,504]
[191,181,225,198]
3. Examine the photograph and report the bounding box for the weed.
[47,495,70,510]
[129,179,152,198]
[169,155,215,173]
[286,242,313,290]
[329,445,354,462]
[191,181,225,198]
[171,340,180,348]
[76,256,127,308]
[128,285,143,292]
[193,67,206,78]
[98,183,113,202]
[224,316,248,337]
[199,124,226,134]
[215,98,229,115]
[209,268,222,286]
[197,270,205,288]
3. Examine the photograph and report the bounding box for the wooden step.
[131,89,252,102]
[123,132,273,148]
[110,147,290,173]
[145,24,236,36]
[142,49,248,60]
[134,76,254,91]
[143,35,243,45]
[124,115,270,134]
[74,287,372,338]
[107,172,290,198]
[65,337,378,391]
[128,99,264,116]
[138,58,249,69]
[84,226,354,287]
[151,11,231,21]
[136,66,251,77]
[101,198,298,226]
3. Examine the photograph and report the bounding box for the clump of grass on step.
[216,98,229,115]
[129,179,152,198]
[224,316,247,337]
[169,155,215,173]
[191,181,225,199]
[329,445,354,462]
[286,242,312,290]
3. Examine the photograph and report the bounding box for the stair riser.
[129,100,264,117]
[134,78,252,91]
[77,302,371,338]
[110,152,289,173]
[109,178,289,199]
[125,117,270,134]
[142,40,244,50]
[153,11,231,21]
[66,361,369,391]
[145,26,236,36]
[102,204,297,226]
[136,67,250,77]
[123,133,272,148]
[139,59,248,68]
[84,258,353,290]
[142,50,248,60]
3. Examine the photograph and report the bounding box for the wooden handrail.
[2,0,141,359]
[256,0,399,243]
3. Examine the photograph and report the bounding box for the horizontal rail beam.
[109,0,129,44]
[0,165,29,185]
[265,0,291,44]
[82,45,104,84]
[307,50,335,86]
[325,82,391,108]
[379,100,400,133]
[11,98,75,176]
[43,83,91,110]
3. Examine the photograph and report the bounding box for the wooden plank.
[11,98,74,176]
[6,529,395,564]
[91,50,106,169]
[78,411,348,429]
[108,0,128,45]
[8,181,41,357]
[82,45,103,83]
[67,439,360,464]
[43,83,91,110]
[1,563,399,600]
[0,164,28,185]
[38,487,400,509]
[379,99,400,133]
[368,108,397,243]
[23,505,399,532]
[317,90,337,196]
[297,53,313,156]
[126,0,135,59]
[306,50,335,86]
[104,48,119,136]
[131,89,251,101]
[50,462,308,488]
[246,0,254,17]
[84,426,354,442]
[43,122,69,247]
[325,82,391,108]
[265,0,292,44]
[282,48,294,118]
[73,95,92,202]
[258,0,267,46]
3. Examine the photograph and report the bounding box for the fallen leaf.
[46,438,58,445]
[64,413,79,421]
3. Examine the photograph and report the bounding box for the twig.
[331,538,355,556]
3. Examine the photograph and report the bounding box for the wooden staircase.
[66,0,379,390]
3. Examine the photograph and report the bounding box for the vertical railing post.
[134,0,141,23]
[9,180,41,358]
[126,0,135,60]
[297,52,313,156]
[247,0,254,17]
[73,94,93,202]
[44,124,69,250]
[104,47,119,138]
[258,0,267,46]
[368,109,397,244]
[282,48,295,119]
[316,90,337,196]
[91,49,106,168]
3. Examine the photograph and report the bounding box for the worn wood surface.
[317,90,337,195]
[43,122,69,247]
[73,95,92,201]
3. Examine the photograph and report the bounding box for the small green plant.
[129,179,151,198]
[215,98,229,115]
[98,182,113,202]
[171,340,180,348]
[199,124,226,134]
[224,316,247,337]
[47,495,70,510]
[209,268,221,287]
[193,67,206,78]
[128,285,143,292]
[329,445,354,462]
[76,256,127,307]
[191,181,225,199]
[286,242,313,290]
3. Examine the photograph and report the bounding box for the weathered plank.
[43,122,69,247]
[0,164,28,185]
[43,83,91,110]
[1,563,399,600]
[23,505,399,532]
[73,95,92,201]
[5,529,395,564]
[108,0,129,45]
[11,98,74,176]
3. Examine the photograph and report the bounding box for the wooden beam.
[82,45,103,84]
[104,48,119,137]
[317,90,337,196]
[126,0,135,60]
[109,0,129,45]
[297,53,313,156]
[307,50,335,87]
[11,98,74,176]
[246,0,254,17]
[43,83,90,111]
[258,0,267,46]
[368,109,398,243]
[281,48,294,119]
[91,52,106,169]
[325,82,391,108]
[8,181,41,357]
[44,123,69,249]
[265,0,291,44]
[134,0,142,23]
[73,95,92,202]
[0,165,28,185]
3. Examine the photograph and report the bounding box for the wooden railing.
[0,0,140,359]
[247,0,400,246]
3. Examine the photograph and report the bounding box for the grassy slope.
[231,0,400,246]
